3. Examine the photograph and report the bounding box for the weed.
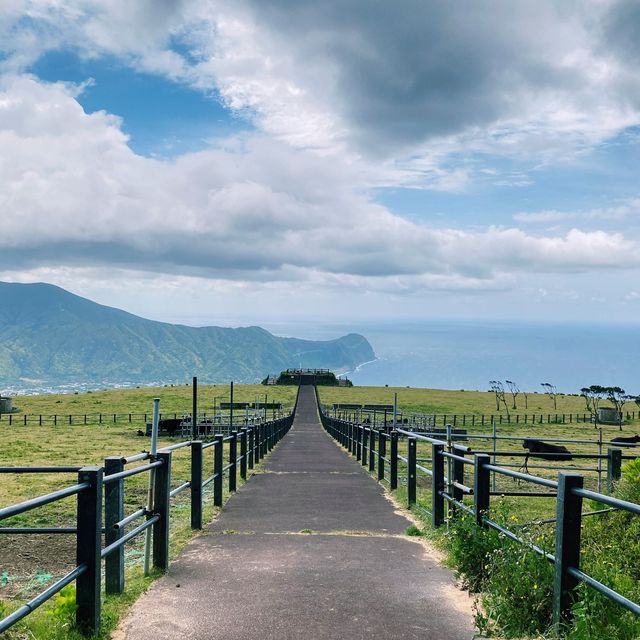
[405,524,421,536]
[50,585,77,623]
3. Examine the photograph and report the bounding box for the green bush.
[482,536,554,638]
[569,460,640,640]
[444,511,503,593]
[443,505,554,637]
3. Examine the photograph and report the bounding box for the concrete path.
[117,386,476,640]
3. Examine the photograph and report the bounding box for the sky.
[1,1,640,330]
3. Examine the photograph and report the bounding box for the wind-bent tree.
[489,380,510,418]
[541,382,558,410]
[505,380,520,410]
[522,389,529,410]
[580,385,607,428]
[606,386,627,430]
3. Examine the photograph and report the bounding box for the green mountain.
[0,282,375,386]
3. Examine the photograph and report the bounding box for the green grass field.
[1,382,638,638]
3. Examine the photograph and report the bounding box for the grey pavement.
[116,386,476,640]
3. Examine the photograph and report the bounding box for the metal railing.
[324,405,640,428]
[0,413,295,635]
[0,409,287,427]
[320,410,640,630]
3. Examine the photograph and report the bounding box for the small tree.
[489,380,510,418]
[522,389,529,410]
[580,385,607,428]
[541,382,558,410]
[605,386,627,430]
[505,380,520,410]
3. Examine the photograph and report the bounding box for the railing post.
[254,425,261,464]
[452,446,465,503]
[607,448,622,492]
[378,431,386,481]
[191,441,203,530]
[229,432,238,492]
[553,473,584,630]
[104,456,124,593]
[262,423,268,457]
[362,427,368,466]
[390,431,398,490]
[432,443,445,527]
[248,427,255,469]
[353,424,362,461]
[369,427,376,472]
[214,434,224,506]
[240,429,248,480]
[408,437,417,507]
[473,453,490,526]
[153,451,172,571]
[76,467,103,635]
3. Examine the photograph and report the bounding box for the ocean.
[4,319,639,396]
[267,319,640,395]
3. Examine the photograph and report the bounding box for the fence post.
[240,429,248,480]
[474,454,490,526]
[408,438,417,507]
[229,432,238,492]
[254,425,261,463]
[248,427,255,469]
[378,431,386,481]
[153,451,172,571]
[356,425,362,461]
[191,441,203,530]
[390,431,398,490]
[362,427,368,466]
[104,456,124,594]
[369,428,376,472]
[432,443,445,527]
[452,446,465,503]
[262,423,268,457]
[76,467,103,635]
[553,473,584,630]
[606,448,622,493]
[214,434,224,506]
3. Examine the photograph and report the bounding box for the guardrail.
[320,411,640,630]
[324,405,640,428]
[0,414,294,635]
[0,409,287,427]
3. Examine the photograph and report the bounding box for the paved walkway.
[117,386,476,640]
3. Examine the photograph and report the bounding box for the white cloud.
[514,199,640,224]
[2,1,640,183]
[2,76,640,301]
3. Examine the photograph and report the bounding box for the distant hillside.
[0,282,375,386]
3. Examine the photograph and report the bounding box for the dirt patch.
[0,534,75,599]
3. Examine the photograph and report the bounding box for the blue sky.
[1,1,640,328]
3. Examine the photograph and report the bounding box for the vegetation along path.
[116,385,475,639]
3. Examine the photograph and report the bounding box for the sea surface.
[267,319,640,395]
[3,319,639,395]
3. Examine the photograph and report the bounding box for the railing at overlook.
[319,402,640,630]
[0,389,300,636]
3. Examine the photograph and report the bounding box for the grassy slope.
[1,383,638,638]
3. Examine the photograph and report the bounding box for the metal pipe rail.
[0,408,295,637]
[0,482,89,521]
[319,406,640,630]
